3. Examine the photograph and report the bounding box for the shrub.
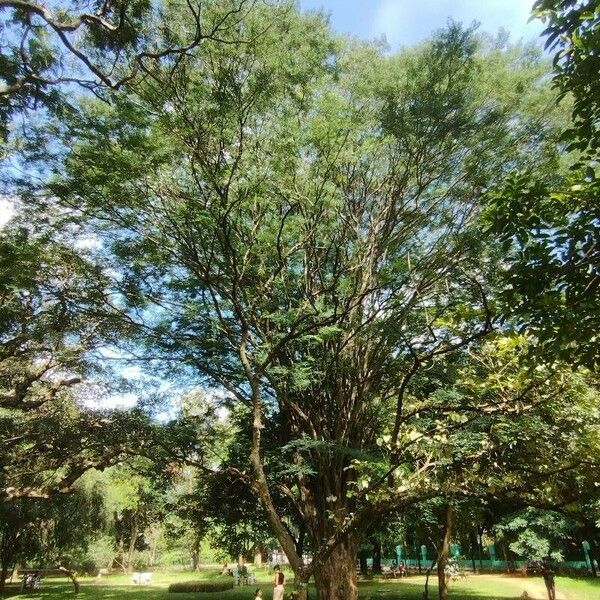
[168,579,234,593]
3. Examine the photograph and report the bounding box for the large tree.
[38,6,572,598]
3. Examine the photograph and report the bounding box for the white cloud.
[370,0,542,49]
[0,197,15,228]
[83,392,139,410]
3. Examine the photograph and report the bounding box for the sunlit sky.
[299,0,543,48]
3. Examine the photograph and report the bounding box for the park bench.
[132,572,152,585]
[230,566,256,585]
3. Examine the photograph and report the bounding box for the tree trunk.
[313,537,358,600]
[191,548,200,571]
[359,548,368,575]
[372,540,382,574]
[590,538,599,577]
[423,560,437,600]
[57,565,80,594]
[437,504,452,600]
[500,540,510,572]
[469,530,477,573]
[126,513,139,572]
[0,563,9,595]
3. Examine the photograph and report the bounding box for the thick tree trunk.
[437,504,452,600]
[313,538,358,600]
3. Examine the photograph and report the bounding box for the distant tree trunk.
[191,548,200,571]
[477,528,484,570]
[499,539,510,572]
[423,560,437,600]
[372,540,382,574]
[126,513,139,572]
[254,545,262,566]
[436,504,452,600]
[190,531,201,571]
[469,530,477,573]
[57,565,80,594]
[359,548,368,575]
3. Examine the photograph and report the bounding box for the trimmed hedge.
[168,580,234,593]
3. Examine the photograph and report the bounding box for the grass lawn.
[3,572,599,600]
[554,576,600,600]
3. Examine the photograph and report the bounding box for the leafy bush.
[131,551,152,571]
[168,579,234,593]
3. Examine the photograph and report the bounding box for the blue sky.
[299,0,543,48]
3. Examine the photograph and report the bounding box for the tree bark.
[0,563,9,595]
[312,537,358,600]
[437,504,452,600]
[372,540,382,574]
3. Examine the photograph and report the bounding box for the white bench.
[132,572,152,585]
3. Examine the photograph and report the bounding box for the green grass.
[3,572,599,600]
[554,576,600,600]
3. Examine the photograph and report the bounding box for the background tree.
[0,476,106,593]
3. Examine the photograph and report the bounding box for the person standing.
[273,571,285,600]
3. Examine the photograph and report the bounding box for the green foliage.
[485,171,599,368]
[483,1,600,369]
[534,0,600,162]
[495,508,572,561]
